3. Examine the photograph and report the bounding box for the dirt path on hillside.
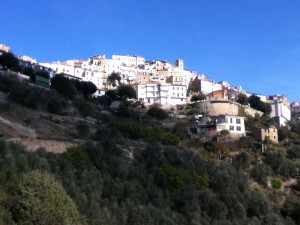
[7,138,80,153]
[0,115,37,138]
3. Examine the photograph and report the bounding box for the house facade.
[270,101,291,126]
[215,115,246,137]
[136,83,187,106]
[189,114,246,141]
[253,127,278,144]
[290,102,300,117]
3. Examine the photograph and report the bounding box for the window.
[229,126,234,131]
[230,118,233,123]
[236,126,241,131]
[236,118,241,124]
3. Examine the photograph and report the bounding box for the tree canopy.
[80,81,97,99]
[107,72,121,87]
[236,93,249,105]
[0,52,20,72]
[51,74,77,100]
[12,170,80,225]
[117,84,135,99]
[191,93,206,102]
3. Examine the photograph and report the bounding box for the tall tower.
[175,59,184,69]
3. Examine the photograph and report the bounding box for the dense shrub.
[250,163,273,186]
[111,120,180,145]
[147,106,168,119]
[0,72,19,92]
[47,96,68,115]
[9,83,49,109]
[51,74,77,100]
[287,145,300,159]
[190,93,206,102]
[73,100,93,117]
[0,139,297,225]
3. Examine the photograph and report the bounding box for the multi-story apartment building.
[136,83,187,105]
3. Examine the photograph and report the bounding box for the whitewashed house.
[215,115,246,137]
[137,83,187,105]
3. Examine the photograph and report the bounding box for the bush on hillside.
[0,72,19,92]
[147,106,168,119]
[47,96,68,115]
[111,120,180,145]
[74,100,93,117]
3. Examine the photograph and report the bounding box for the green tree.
[12,170,80,225]
[147,106,168,119]
[250,163,273,186]
[80,81,97,99]
[232,151,250,171]
[67,146,87,165]
[107,72,121,86]
[51,74,77,99]
[117,84,135,99]
[187,77,199,93]
[47,95,67,115]
[249,95,271,115]
[106,90,119,100]
[282,198,300,224]
[0,52,20,71]
[190,93,206,102]
[236,93,249,105]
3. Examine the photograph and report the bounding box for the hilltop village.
[2,43,300,224]
[1,42,300,145]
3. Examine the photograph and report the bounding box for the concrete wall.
[193,100,263,117]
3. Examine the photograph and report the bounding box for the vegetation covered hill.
[0,71,300,224]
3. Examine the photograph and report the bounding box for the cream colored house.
[253,127,278,144]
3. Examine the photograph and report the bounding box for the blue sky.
[1,0,300,101]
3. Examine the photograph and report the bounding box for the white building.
[18,55,37,64]
[270,101,291,126]
[215,115,246,137]
[0,43,11,53]
[40,54,197,98]
[112,55,145,67]
[291,102,300,117]
[199,79,222,95]
[137,83,187,105]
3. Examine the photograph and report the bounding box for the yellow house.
[253,127,278,144]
